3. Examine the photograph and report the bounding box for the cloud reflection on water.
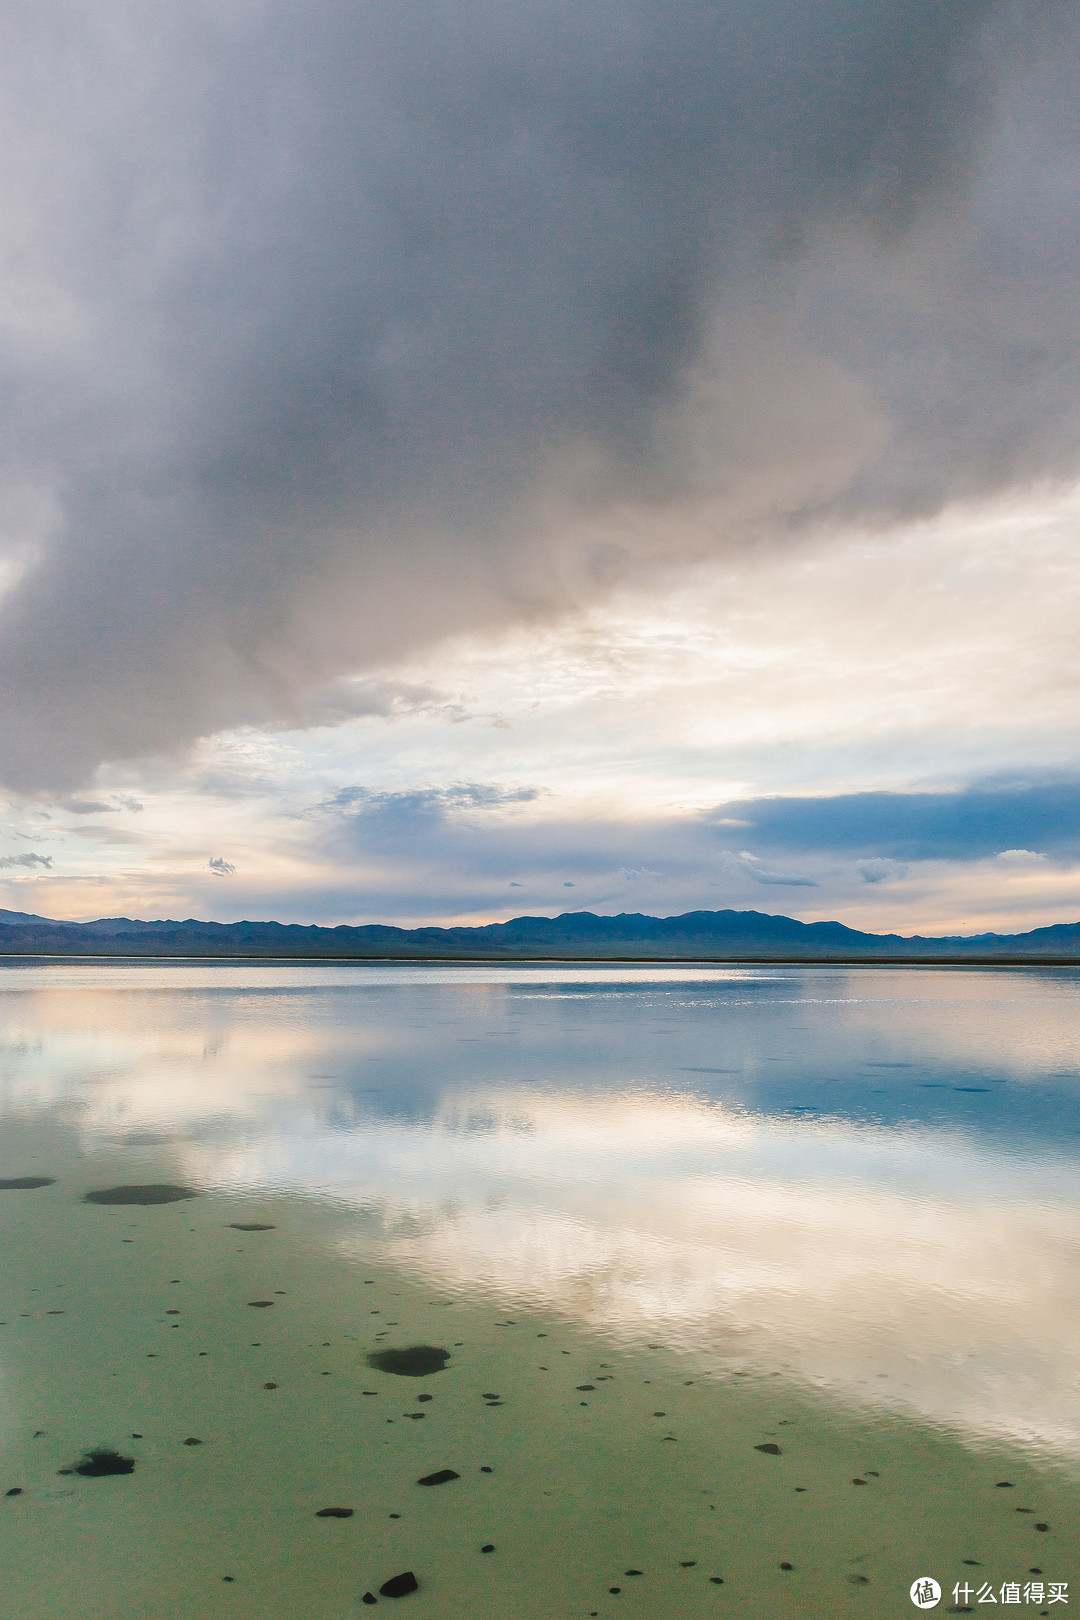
[183,1087,1080,1462]
[1,963,1078,1463]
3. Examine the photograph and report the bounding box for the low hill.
[2,907,1080,960]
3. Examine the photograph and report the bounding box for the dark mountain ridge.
[2,907,1080,960]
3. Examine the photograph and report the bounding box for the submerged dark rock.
[84,1184,198,1205]
[0,1176,55,1190]
[73,1449,135,1477]
[755,1443,782,1455]
[417,1469,459,1486]
[379,1572,419,1597]
[229,1223,276,1231]
[316,1507,354,1518]
[368,1346,450,1378]
[362,1595,377,1606]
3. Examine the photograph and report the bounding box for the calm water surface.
[0,961,1077,1618]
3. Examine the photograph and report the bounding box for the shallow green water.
[0,961,1077,1618]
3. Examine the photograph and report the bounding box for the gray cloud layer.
[0,0,1076,789]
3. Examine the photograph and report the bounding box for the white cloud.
[856,858,909,884]
[720,850,818,888]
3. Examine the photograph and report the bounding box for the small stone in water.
[379,1571,419,1597]
[0,1177,55,1190]
[417,1469,459,1486]
[73,1449,135,1477]
[755,1443,782,1455]
[316,1507,354,1518]
[85,1184,197,1205]
[367,1346,449,1378]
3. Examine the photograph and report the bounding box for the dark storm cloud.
[0,0,1075,789]
[715,778,1080,862]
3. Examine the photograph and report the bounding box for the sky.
[1,0,1080,936]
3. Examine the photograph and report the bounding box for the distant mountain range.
[3,906,1080,961]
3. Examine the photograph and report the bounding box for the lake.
[0,960,1077,1618]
